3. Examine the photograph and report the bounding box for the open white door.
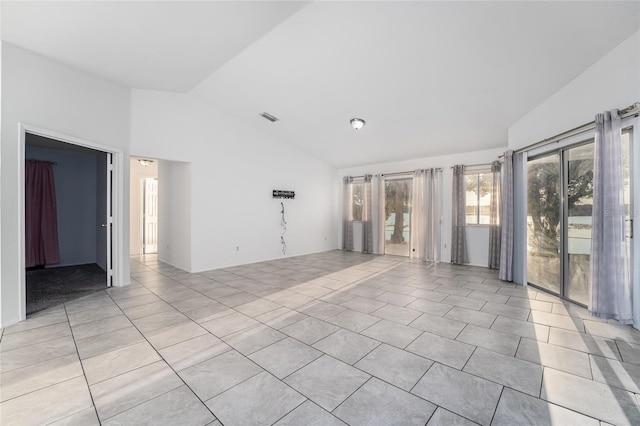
[106,153,113,286]
[143,177,158,254]
[98,152,113,286]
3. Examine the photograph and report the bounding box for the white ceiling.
[1,1,306,91]
[3,1,640,168]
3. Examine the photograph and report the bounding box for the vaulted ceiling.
[3,1,640,167]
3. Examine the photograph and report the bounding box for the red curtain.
[25,160,60,267]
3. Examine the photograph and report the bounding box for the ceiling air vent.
[260,112,279,122]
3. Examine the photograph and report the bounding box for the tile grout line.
[0,350,78,377]
[488,385,506,425]
[126,257,407,420]
[99,290,220,422]
[149,263,632,410]
[16,254,639,425]
[97,382,197,424]
[408,358,436,395]
[267,398,310,425]
[0,331,75,360]
[0,375,87,409]
[62,303,102,424]
[329,376,375,418]
[508,384,606,425]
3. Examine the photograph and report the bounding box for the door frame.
[18,123,125,320]
[382,175,413,257]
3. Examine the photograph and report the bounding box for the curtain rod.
[27,159,57,165]
[382,168,442,177]
[501,101,640,157]
[348,168,442,179]
[449,162,497,169]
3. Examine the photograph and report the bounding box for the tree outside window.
[352,182,363,221]
[465,172,492,225]
[384,179,411,244]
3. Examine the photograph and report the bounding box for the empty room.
[1,1,640,425]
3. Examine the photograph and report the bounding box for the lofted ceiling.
[1,1,306,91]
[3,1,640,168]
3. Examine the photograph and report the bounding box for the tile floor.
[2,250,640,425]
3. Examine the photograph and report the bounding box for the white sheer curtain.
[410,169,441,261]
[590,110,633,325]
[371,175,381,254]
[342,177,354,251]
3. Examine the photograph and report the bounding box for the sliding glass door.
[527,132,632,306]
[384,178,412,256]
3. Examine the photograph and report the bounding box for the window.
[352,182,363,221]
[465,171,492,225]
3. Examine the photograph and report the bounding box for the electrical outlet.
[324,236,327,241]
[236,246,240,251]
[444,244,447,249]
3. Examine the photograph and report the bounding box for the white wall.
[130,158,158,256]
[130,89,337,272]
[337,147,506,266]
[157,160,191,270]
[1,43,131,326]
[509,30,640,150]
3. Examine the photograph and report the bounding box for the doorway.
[384,178,412,256]
[526,130,632,306]
[18,124,123,320]
[23,133,113,315]
[130,158,159,256]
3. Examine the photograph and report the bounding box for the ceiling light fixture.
[138,159,154,167]
[350,118,365,130]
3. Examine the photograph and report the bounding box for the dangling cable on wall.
[280,201,287,255]
[273,189,294,255]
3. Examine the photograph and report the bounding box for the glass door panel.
[527,154,561,294]
[566,143,594,305]
[384,179,412,256]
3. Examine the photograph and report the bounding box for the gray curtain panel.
[499,151,514,281]
[342,176,354,251]
[451,165,467,264]
[511,152,527,284]
[488,160,502,269]
[590,110,633,324]
[362,174,374,253]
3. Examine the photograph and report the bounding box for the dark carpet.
[27,263,107,316]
